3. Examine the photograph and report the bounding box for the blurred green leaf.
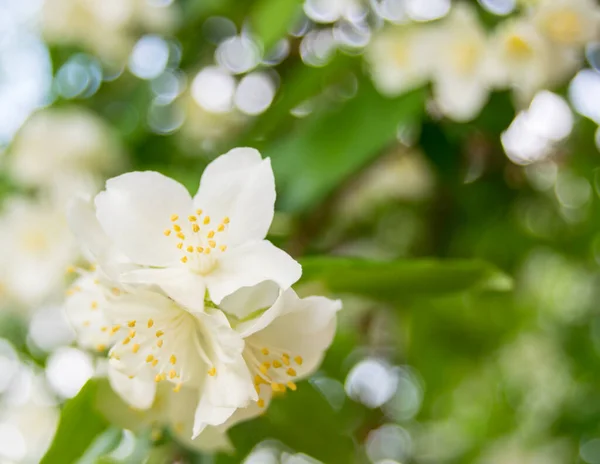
[300,257,512,301]
[41,380,109,464]
[250,0,301,51]
[268,83,426,213]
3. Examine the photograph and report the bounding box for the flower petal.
[120,268,206,312]
[206,240,301,304]
[95,171,192,266]
[108,366,156,410]
[193,147,275,247]
[218,280,281,321]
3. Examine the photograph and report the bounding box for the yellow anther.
[177,243,183,249]
[188,215,197,222]
[111,287,121,295]
[271,382,283,392]
[173,382,182,393]
[111,353,120,361]
[203,216,210,225]
[169,370,177,379]
[164,229,171,236]
[282,354,290,366]
[181,256,188,263]
[220,245,227,252]
[122,337,131,345]
[93,279,100,285]
[272,360,282,368]
[83,321,90,327]
[260,362,270,374]
[217,224,225,232]
[170,214,179,222]
[96,344,106,352]
[196,246,204,253]
[208,367,217,376]
[147,319,154,328]
[294,356,303,365]
[66,266,76,274]
[129,330,136,338]
[157,339,164,348]
[174,422,184,433]
[255,375,266,385]
[177,233,185,240]
[170,355,177,365]
[186,246,194,252]
[132,343,140,353]
[152,359,158,367]
[208,240,216,248]
[111,325,121,334]
[207,230,215,238]
[156,330,164,337]
[287,381,297,391]
[255,384,261,394]
[261,348,270,356]
[128,320,136,328]
[173,224,181,232]
[287,368,297,377]
[223,217,230,224]
[155,374,162,382]
[146,354,154,363]
[257,398,265,408]
[90,301,98,310]
[204,247,211,255]
[100,326,107,332]
[192,224,200,233]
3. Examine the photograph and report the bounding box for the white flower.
[365,26,434,97]
[532,0,600,47]
[77,147,301,311]
[487,18,576,101]
[8,107,122,193]
[428,4,493,121]
[0,198,78,309]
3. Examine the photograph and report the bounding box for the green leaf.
[268,82,426,213]
[250,0,301,51]
[41,380,109,464]
[300,257,512,301]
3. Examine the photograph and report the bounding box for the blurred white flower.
[429,4,493,121]
[41,0,178,62]
[8,107,123,196]
[532,0,600,47]
[72,147,301,311]
[0,198,78,309]
[365,26,434,97]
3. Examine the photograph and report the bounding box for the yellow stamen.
[111,325,121,335]
[217,224,225,232]
[156,330,164,337]
[208,367,217,376]
[204,247,211,255]
[128,320,136,328]
[261,348,270,356]
[196,209,203,215]
[169,370,177,379]
[147,319,154,328]
[220,245,227,252]
[257,398,265,408]
[170,355,177,365]
[100,326,107,332]
[208,240,216,248]
[181,256,188,263]
[177,233,185,240]
[157,339,164,348]
[188,215,197,222]
[294,356,303,365]
[282,354,290,366]
[132,343,140,353]
[203,216,210,225]
[170,214,179,222]
[96,344,106,352]
[207,230,215,238]
[260,362,270,374]
[173,383,182,393]
[164,229,171,236]
[173,224,181,232]
[272,360,282,368]
[176,243,183,249]
[90,301,98,310]
[122,337,131,345]
[287,368,297,377]
[146,354,154,363]
[196,246,204,253]
[186,246,194,253]
[223,217,230,224]
[152,359,158,367]
[155,374,162,382]
[287,381,297,391]
[192,224,200,233]
[129,329,136,338]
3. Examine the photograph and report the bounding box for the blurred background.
[0,0,600,462]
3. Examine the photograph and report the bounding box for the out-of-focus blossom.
[8,107,123,195]
[532,0,600,48]
[41,0,178,63]
[428,4,493,121]
[478,436,571,464]
[0,198,78,309]
[72,148,301,311]
[365,26,433,97]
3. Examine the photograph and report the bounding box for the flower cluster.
[366,0,599,121]
[63,147,341,445]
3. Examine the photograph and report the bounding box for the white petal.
[218,281,280,321]
[184,425,233,453]
[120,268,206,312]
[95,171,192,266]
[108,366,156,410]
[434,75,490,122]
[67,196,111,263]
[193,147,275,247]
[192,397,236,438]
[206,240,301,304]
[249,290,341,379]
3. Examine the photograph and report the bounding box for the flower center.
[544,10,582,45]
[246,342,304,407]
[505,34,533,60]
[452,42,480,74]
[109,307,215,392]
[163,210,230,275]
